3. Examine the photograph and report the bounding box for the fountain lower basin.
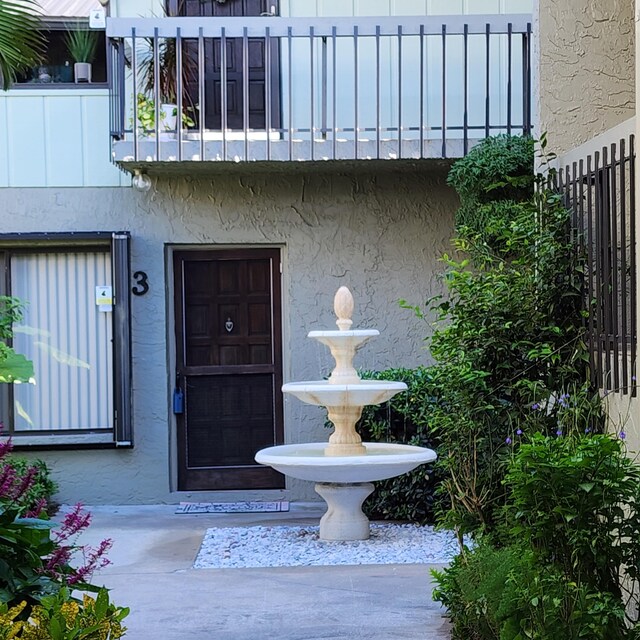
[255,442,436,483]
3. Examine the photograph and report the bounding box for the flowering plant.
[0,438,112,618]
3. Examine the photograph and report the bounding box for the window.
[0,233,132,447]
[15,25,107,86]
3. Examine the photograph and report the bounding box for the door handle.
[173,373,184,414]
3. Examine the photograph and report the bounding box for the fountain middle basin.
[281,380,407,407]
[255,442,436,483]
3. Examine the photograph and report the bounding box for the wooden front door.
[173,248,284,491]
[172,0,281,131]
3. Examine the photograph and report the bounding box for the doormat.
[175,501,290,514]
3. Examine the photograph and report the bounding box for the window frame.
[0,232,132,449]
[11,20,108,90]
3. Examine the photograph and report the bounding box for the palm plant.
[65,28,99,64]
[0,0,45,90]
[137,1,197,123]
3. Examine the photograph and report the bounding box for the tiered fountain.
[256,286,437,541]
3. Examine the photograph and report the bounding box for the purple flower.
[620,431,626,440]
[531,403,540,411]
[632,376,637,382]
[556,429,563,437]
[505,437,512,445]
[585,427,592,434]
[558,393,570,408]
[516,429,523,436]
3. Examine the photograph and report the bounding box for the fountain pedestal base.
[315,482,375,541]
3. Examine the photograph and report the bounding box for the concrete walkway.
[74,504,451,640]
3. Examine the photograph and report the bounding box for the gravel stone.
[193,523,461,569]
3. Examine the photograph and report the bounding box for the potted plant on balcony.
[134,92,194,137]
[65,28,98,83]
[138,20,197,133]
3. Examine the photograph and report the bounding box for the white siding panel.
[0,89,125,188]
[464,0,501,13]
[7,96,47,186]
[427,0,464,14]
[502,0,532,11]
[12,252,114,432]
[45,96,84,186]
[0,98,8,185]
[390,0,428,16]
[82,94,124,186]
[318,0,355,17]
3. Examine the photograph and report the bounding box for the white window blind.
[11,252,114,432]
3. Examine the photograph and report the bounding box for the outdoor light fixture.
[132,170,152,192]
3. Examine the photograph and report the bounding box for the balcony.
[107,14,532,172]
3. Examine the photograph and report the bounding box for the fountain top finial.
[334,286,354,331]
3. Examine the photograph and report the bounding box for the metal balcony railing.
[107,14,532,165]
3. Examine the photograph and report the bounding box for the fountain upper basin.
[282,380,407,407]
[255,442,436,483]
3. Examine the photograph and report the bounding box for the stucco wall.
[536,0,635,156]
[606,391,639,454]
[4,165,456,504]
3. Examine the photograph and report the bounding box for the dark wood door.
[171,0,281,131]
[173,248,284,491]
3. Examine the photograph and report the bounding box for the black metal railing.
[106,14,532,163]
[557,136,637,395]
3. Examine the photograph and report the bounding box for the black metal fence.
[106,14,532,163]
[557,136,637,395]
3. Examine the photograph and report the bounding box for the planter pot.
[74,62,92,83]
[160,104,177,131]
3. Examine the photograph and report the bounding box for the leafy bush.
[432,541,528,640]
[506,433,640,600]
[447,135,535,204]
[0,588,128,639]
[0,456,57,513]
[410,136,594,535]
[446,135,534,233]
[0,441,113,619]
[434,434,640,639]
[0,502,60,610]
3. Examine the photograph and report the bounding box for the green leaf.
[0,349,34,383]
[95,587,109,620]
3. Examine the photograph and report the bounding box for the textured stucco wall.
[3,166,456,504]
[536,0,635,156]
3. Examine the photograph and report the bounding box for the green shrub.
[0,503,60,611]
[447,134,535,205]
[412,137,594,535]
[0,587,128,639]
[505,433,640,600]
[0,441,113,619]
[0,456,58,512]
[434,434,640,639]
[432,541,528,640]
[354,367,442,523]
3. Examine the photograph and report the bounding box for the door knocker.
[225,317,234,333]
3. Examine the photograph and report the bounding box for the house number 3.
[132,271,149,296]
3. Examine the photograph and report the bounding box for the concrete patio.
[74,504,451,640]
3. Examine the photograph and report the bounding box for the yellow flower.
[60,601,79,626]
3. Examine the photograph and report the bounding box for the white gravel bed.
[193,523,460,569]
